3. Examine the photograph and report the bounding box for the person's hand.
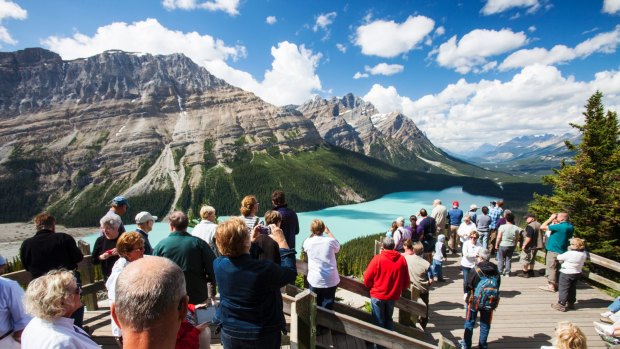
[100,248,117,260]
[250,225,261,242]
[269,226,289,249]
[196,322,210,331]
[12,329,23,343]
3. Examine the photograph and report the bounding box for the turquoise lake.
[81,186,498,249]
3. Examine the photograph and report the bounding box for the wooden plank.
[289,290,316,349]
[583,270,620,291]
[536,250,620,292]
[589,253,620,273]
[332,303,425,340]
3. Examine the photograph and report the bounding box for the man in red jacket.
[364,236,410,348]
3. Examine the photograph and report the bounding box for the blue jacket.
[448,208,463,226]
[214,248,297,339]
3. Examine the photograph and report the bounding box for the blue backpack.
[471,266,500,311]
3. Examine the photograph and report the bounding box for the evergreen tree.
[530,91,620,258]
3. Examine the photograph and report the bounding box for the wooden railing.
[537,250,620,291]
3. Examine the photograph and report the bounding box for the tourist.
[192,205,219,256]
[448,201,464,254]
[594,321,620,345]
[487,200,504,255]
[432,234,447,282]
[600,297,620,324]
[214,217,296,348]
[407,215,419,242]
[20,212,85,328]
[302,219,340,309]
[417,208,437,262]
[460,231,482,297]
[250,210,282,263]
[240,195,262,229]
[552,238,587,312]
[0,270,31,347]
[476,206,491,250]
[460,249,501,349]
[363,236,409,349]
[541,321,587,349]
[111,257,190,349]
[0,254,6,275]
[22,270,99,349]
[431,199,448,236]
[401,240,432,329]
[134,211,157,255]
[393,217,409,253]
[540,212,574,292]
[105,231,146,345]
[386,221,397,238]
[495,212,520,277]
[271,190,300,250]
[154,211,217,304]
[104,195,129,234]
[468,204,478,225]
[93,213,123,281]
[457,215,477,248]
[520,213,542,278]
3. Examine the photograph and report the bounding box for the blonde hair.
[200,205,216,220]
[554,322,587,349]
[216,217,249,257]
[240,195,257,217]
[264,210,282,225]
[24,270,77,320]
[310,219,325,235]
[570,238,586,251]
[469,230,480,238]
[116,231,145,257]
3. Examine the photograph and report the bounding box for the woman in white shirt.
[460,231,482,297]
[22,270,100,349]
[302,219,340,310]
[457,215,477,247]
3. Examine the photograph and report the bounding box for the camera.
[259,225,272,235]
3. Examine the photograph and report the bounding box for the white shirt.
[106,257,129,337]
[558,250,587,274]
[461,240,482,268]
[303,235,341,288]
[22,317,100,349]
[457,222,477,243]
[192,220,218,247]
[0,277,31,335]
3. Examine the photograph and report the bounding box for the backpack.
[471,266,500,311]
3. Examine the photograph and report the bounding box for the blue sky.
[1,0,619,151]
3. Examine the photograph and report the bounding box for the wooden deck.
[86,252,614,348]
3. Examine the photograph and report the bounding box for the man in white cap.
[135,211,158,255]
[468,204,478,226]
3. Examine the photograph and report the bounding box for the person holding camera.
[249,210,282,264]
[302,220,340,310]
[540,212,574,293]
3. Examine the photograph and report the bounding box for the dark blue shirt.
[274,205,300,249]
[448,208,464,226]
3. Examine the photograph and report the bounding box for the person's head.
[505,212,515,224]
[503,209,512,218]
[490,200,496,207]
[497,200,504,208]
[199,205,216,222]
[523,213,536,223]
[240,195,258,217]
[452,201,459,208]
[409,215,417,225]
[271,190,286,207]
[310,219,326,236]
[481,206,489,215]
[168,211,189,232]
[111,195,129,216]
[403,239,413,251]
[390,221,398,232]
[463,214,472,224]
[557,212,569,222]
[412,242,424,256]
[553,321,587,349]
[34,212,56,232]
[396,217,405,227]
[433,199,441,207]
[116,231,145,262]
[265,210,282,226]
[569,238,586,252]
[216,217,250,257]
[100,213,122,239]
[135,211,157,232]
[419,208,428,217]
[469,230,480,243]
[24,270,81,320]
[382,236,395,250]
[477,248,490,261]
[111,257,187,347]
[470,204,478,212]
[437,234,446,243]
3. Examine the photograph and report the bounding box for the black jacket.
[465,260,501,303]
[20,229,84,278]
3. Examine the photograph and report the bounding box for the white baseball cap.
[135,211,158,224]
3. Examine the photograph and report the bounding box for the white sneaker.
[463,293,467,301]
[594,321,613,336]
[610,313,620,323]
[601,311,613,318]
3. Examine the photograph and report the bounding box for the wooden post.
[290,289,316,349]
[77,241,98,311]
[437,335,456,349]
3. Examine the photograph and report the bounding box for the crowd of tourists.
[0,192,613,349]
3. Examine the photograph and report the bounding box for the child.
[541,321,587,349]
[432,234,447,282]
[551,238,587,312]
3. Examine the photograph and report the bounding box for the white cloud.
[435,26,445,36]
[0,0,27,46]
[354,15,435,58]
[481,0,540,15]
[41,19,322,106]
[353,72,369,79]
[435,28,528,74]
[528,25,536,32]
[365,63,404,76]
[162,0,240,15]
[603,0,620,14]
[266,16,277,25]
[500,25,620,70]
[336,43,347,53]
[313,12,336,32]
[363,64,620,151]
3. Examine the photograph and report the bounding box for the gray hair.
[477,249,490,261]
[199,205,216,220]
[382,236,395,250]
[114,257,186,331]
[24,270,76,320]
[100,213,122,229]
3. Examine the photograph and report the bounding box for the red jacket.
[363,249,410,301]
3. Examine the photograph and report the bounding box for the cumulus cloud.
[354,15,435,58]
[162,0,240,15]
[42,19,322,106]
[353,72,369,79]
[313,12,337,32]
[0,0,27,46]
[266,16,277,25]
[435,28,528,74]
[336,43,347,53]
[365,63,404,76]
[500,25,620,70]
[481,0,540,15]
[603,0,620,14]
[363,65,620,151]
[435,26,445,36]
[528,25,536,32]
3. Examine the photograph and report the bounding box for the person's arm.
[522,226,534,250]
[293,212,300,236]
[8,281,31,343]
[92,237,103,265]
[495,228,503,250]
[363,257,377,289]
[540,213,557,232]
[65,234,84,265]
[200,240,217,302]
[268,227,297,287]
[19,241,30,271]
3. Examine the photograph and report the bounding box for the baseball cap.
[490,200,496,205]
[112,195,129,207]
[523,213,536,219]
[452,201,459,207]
[0,255,6,265]
[470,204,478,210]
[135,211,158,224]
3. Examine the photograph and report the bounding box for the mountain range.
[0,48,543,226]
